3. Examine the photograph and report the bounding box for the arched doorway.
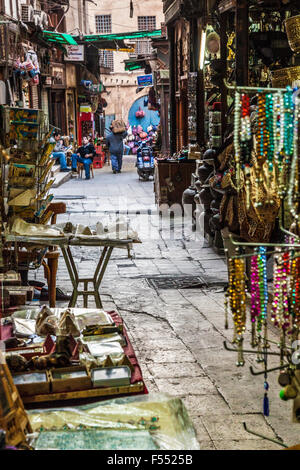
[128,95,160,131]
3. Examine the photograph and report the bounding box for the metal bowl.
[285,15,300,53]
[271,65,300,88]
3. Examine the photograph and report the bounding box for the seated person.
[49,132,70,172]
[71,136,96,180]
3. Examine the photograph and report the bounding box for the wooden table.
[4,235,134,309]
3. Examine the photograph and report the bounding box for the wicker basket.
[285,15,300,53]
[271,65,300,88]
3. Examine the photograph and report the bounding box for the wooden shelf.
[21,381,145,404]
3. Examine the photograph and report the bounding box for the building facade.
[87,0,165,129]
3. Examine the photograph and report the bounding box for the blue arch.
[128,95,160,131]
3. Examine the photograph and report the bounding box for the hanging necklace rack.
[224,79,286,94]
[228,233,300,249]
[222,77,300,422]
[223,340,282,356]
[243,422,288,448]
[250,363,290,376]
[228,248,290,260]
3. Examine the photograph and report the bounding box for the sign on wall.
[64,45,84,62]
[137,74,153,88]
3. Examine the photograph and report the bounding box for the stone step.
[52,170,72,188]
[50,164,61,177]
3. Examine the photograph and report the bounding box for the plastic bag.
[28,393,200,450]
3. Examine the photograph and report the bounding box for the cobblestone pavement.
[33,157,299,449]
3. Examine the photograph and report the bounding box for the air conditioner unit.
[21,4,34,23]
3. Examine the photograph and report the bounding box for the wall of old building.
[87,0,164,124]
[65,0,90,35]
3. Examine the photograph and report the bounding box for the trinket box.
[91,366,131,388]
[50,365,91,393]
[12,371,50,396]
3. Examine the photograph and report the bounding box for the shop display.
[223,80,300,420]
[2,307,146,405]
[28,393,200,450]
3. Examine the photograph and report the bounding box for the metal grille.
[96,15,114,71]
[131,16,157,57]
[95,15,112,34]
[138,16,156,31]
[99,50,114,71]
[146,276,206,290]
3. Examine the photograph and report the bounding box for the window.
[99,50,114,71]
[131,16,156,57]
[95,15,114,71]
[95,15,112,34]
[137,16,156,31]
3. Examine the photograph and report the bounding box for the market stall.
[213,3,300,429]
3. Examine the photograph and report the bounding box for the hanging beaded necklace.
[240,93,252,166]
[289,254,300,340]
[265,94,274,173]
[228,257,246,366]
[257,93,268,165]
[271,251,291,334]
[250,247,269,358]
[287,92,299,222]
[283,86,294,160]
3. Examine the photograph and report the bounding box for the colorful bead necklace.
[257,93,268,165]
[250,247,269,358]
[240,93,252,166]
[265,94,274,173]
[289,255,300,339]
[271,251,291,334]
[283,86,294,159]
[228,257,246,366]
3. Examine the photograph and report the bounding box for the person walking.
[71,136,96,180]
[49,132,70,172]
[106,126,127,174]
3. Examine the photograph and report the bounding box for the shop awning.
[85,40,134,52]
[124,59,147,71]
[79,29,162,43]
[42,31,78,45]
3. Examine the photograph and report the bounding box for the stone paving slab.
[45,161,299,450]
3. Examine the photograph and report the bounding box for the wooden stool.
[42,202,67,307]
[77,162,94,178]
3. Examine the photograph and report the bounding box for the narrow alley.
[31,157,299,450]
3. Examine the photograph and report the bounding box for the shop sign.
[137,74,153,88]
[65,45,84,62]
[51,65,65,86]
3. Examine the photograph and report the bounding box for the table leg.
[94,246,114,294]
[47,257,58,308]
[61,246,79,308]
[83,281,88,308]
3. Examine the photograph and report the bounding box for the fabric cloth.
[110,154,123,172]
[71,154,93,179]
[107,311,147,391]
[106,131,127,157]
[75,143,96,161]
[52,151,68,170]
